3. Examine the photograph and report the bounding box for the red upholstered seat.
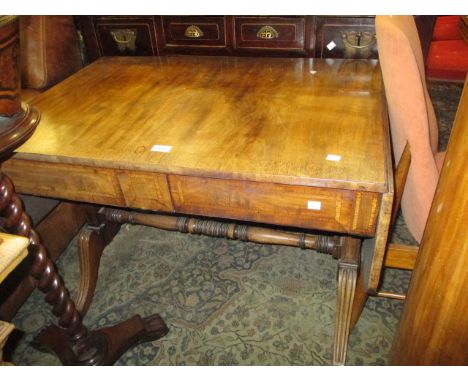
[426,16,468,81]
[427,39,468,81]
[432,15,463,41]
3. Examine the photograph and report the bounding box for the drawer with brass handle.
[256,25,280,40]
[109,29,137,53]
[95,17,157,56]
[316,16,378,59]
[184,25,205,39]
[160,16,228,54]
[233,17,306,55]
[337,30,377,58]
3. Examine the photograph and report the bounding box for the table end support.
[75,220,121,317]
[33,313,169,366]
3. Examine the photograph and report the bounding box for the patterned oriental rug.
[8,81,464,366]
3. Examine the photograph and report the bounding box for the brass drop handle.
[257,25,279,39]
[184,25,204,38]
[342,31,376,49]
[110,29,137,53]
[110,29,136,44]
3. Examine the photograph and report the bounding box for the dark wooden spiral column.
[0,173,107,364]
[0,15,103,365]
[0,16,168,365]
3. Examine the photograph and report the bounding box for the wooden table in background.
[3,56,393,365]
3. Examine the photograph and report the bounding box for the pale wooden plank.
[0,233,29,284]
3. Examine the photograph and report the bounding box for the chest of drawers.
[77,16,385,61]
[78,16,434,62]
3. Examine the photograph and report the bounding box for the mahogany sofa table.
[3,56,394,365]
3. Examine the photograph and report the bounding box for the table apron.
[2,158,381,236]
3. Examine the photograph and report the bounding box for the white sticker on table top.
[326,41,337,51]
[151,145,172,153]
[307,201,322,211]
[326,154,342,162]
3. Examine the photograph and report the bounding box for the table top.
[14,56,390,193]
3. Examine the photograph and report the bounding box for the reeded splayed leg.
[333,236,361,366]
[349,269,368,333]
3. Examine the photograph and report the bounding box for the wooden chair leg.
[333,237,361,366]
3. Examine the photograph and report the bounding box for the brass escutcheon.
[256,25,279,39]
[184,25,204,38]
[341,31,376,58]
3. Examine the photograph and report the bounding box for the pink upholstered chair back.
[376,16,441,243]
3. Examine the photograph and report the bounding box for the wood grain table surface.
[10,56,388,189]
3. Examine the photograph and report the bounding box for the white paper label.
[326,41,336,51]
[151,145,172,153]
[307,201,322,211]
[326,154,342,162]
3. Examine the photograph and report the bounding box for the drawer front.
[95,17,157,56]
[234,17,306,53]
[316,17,378,59]
[2,159,126,206]
[2,159,174,212]
[116,171,173,212]
[4,156,380,235]
[160,16,228,54]
[169,175,380,235]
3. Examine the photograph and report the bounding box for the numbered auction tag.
[151,145,172,153]
[326,154,342,162]
[307,201,322,211]
[327,41,337,51]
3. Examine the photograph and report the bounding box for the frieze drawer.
[159,16,228,54]
[95,17,157,56]
[316,16,378,59]
[168,175,380,236]
[233,16,307,55]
